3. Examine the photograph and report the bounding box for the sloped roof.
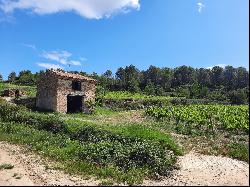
[48,70,96,82]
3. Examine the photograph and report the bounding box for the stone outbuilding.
[36,70,96,113]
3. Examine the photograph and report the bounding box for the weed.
[98,180,114,186]
[0,163,14,170]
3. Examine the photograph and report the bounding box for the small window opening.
[72,81,81,91]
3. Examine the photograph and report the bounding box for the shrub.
[71,126,178,176]
[228,89,248,105]
[0,104,66,133]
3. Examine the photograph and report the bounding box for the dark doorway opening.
[67,95,83,113]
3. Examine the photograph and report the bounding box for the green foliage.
[228,143,249,161]
[228,89,248,105]
[8,72,16,83]
[16,70,37,86]
[0,82,36,97]
[0,104,67,133]
[101,91,174,102]
[0,103,181,184]
[208,90,229,102]
[144,81,156,95]
[145,105,249,134]
[0,163,14,170]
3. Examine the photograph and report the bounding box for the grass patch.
[0,163,14,170]
[228,142,249,162]
[98,180,114,186]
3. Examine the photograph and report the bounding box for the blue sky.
[0,0,249,79]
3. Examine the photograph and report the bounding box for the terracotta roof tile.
[49,70,96,82]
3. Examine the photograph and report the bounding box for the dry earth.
[0,141,249,186]
[143,151,249,186]
[0,141,100,186]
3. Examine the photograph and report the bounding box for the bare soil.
[0,141,249,186]
[143,151,249,186]
[0,141,100,186]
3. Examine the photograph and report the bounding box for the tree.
[211,66,224,88]
[127,79,141,93]
[172,66,196,87]
[160,68,173,91]
[189,83,200,99]
[197,68,211,87]
[103,70,113,79]
[235,67,249,89]
[144,80,156,95]
[155,85,165,96]
[16,70,36,85]
[115,67,126,90]
[199,86,209,98]
[8,72,16,83]
[223,66,237,90]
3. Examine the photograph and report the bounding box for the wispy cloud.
[197,2,205,13]
[21,43,37,50]
[206,64,227,69]
[0,11,15,23]
[42,50,72,64]
[70,60,82,66]
[41,50,83,66]
[80,57,87,62]
[37,63,63,70]
[0,0,140,20]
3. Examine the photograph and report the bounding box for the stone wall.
[36,73,58,111]
[82,81,96,102]
[56,78,96,113]
[36,71,96,114]
[14,97,36,109]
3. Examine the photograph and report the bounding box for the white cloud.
[42,50,72,64]
[197,2,205,13]
[80,57,87,61]
[206,64,227,69]
[70,60,81,66]
[37,63,63,70]
[21,43,36,50]
[41,50,82,66]
[0,0,140,19]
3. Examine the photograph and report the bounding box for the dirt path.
[143,151,249,186]
[0,141,100,186]
[0,141,249,186]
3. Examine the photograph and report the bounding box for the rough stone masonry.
[36,69,96,113]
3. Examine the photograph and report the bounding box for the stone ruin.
[36,69,96,113]
[1,89,24,98]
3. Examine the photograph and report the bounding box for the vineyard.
[101,91,175,101]
[145,105,249,134]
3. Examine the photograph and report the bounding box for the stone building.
[36,69,96,113]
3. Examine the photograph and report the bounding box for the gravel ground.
[0,141,249,186]
[143,151,249,186]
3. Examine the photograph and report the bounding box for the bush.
[0,104,66,133]
[71,126,178,176]
[228,89,248,105]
